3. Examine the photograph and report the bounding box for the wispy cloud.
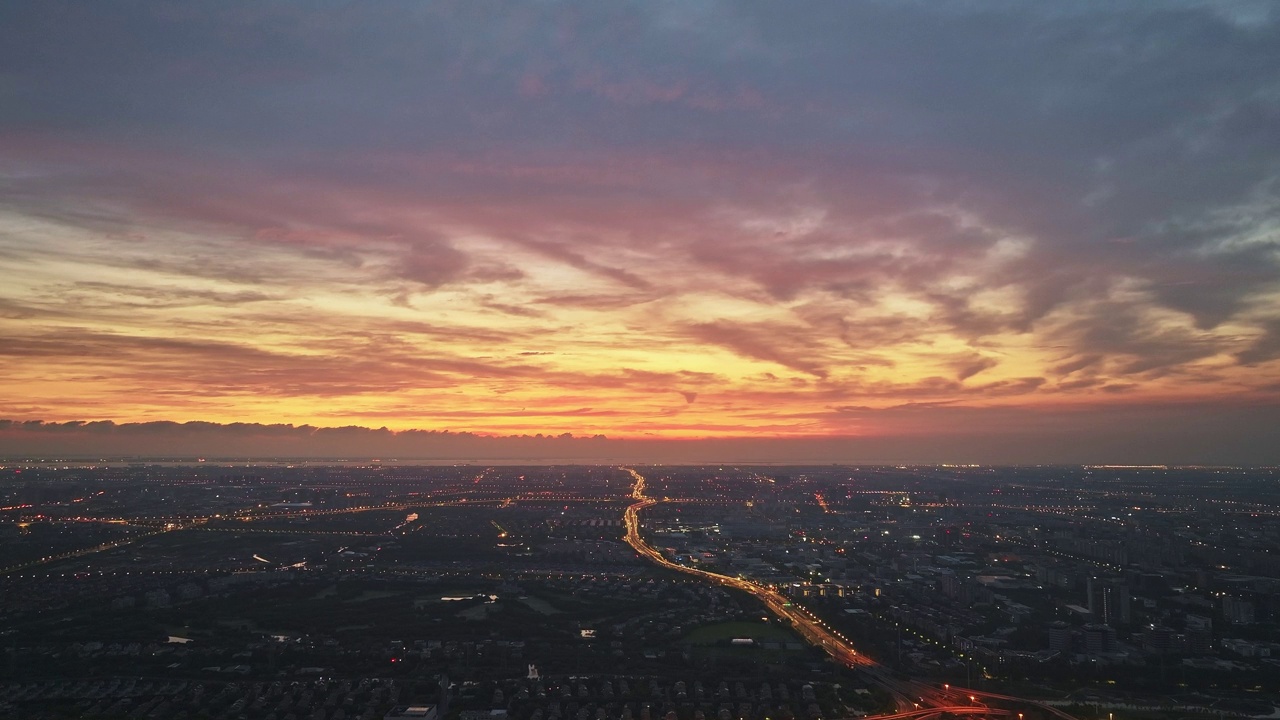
[1,1,1279,457]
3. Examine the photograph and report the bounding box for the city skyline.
[3,2,1280,461]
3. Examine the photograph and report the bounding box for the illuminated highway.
[620,468,1079,720]
[2,465,1087,720]
[0,526,174,577]
[621,468,942,712]
[623,468,872,665]
[851,708,1008,720]
[0,492,617,576]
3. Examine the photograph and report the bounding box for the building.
[1222,638,1270,657]
[1223,596,1255,625]
[1047,621,1073,653]
[1140,625,1176,655]
[1185,628,1212,655]
[386,706,437,720]
[1185,614,1212,632]
[1087,576,1131,626]
[938,569,961,599]
[1082,623,1116,654]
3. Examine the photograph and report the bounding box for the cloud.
[684,321,831,378]
[396,237,471,287]
[506,236,653,291]
[1237,317,1280,365]
[953,354,999,381]
[2,2,1280,454]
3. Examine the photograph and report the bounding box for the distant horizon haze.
[3,409,1277,465]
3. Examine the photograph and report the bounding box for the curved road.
[621,469,940,712]
[621,468,1078,720]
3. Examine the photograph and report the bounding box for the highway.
[5,466,1080,720]
[621,468,945,712]
[620,468,1081,720]
[947,688,1080,720]
[0,526,178,577]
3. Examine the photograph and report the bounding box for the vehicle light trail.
[621,468,935,712]
[620,467,1080,720]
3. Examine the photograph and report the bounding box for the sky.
[2,1,1279,462]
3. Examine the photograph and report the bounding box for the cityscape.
[2,463,1277,718]
[3,2,1280,719]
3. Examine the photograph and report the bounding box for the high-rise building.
[1185,628,1212,655]
[1141,625,1176,655]
[938,569,960,599]
[1223,596,1255,625]
[1087,576,1132,626]
[1082,623,1116,654]
[1047,621,1072,653]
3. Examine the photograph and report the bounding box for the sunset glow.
[2,3,1279,461]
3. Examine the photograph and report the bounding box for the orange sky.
[1,3,1279,459]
